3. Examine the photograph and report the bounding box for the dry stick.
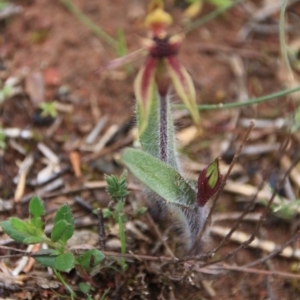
[209,141,289,255]
[82,135,133,163]
[201,154,300,269]
[190,120,255,254]
[39,182,139,199]
[3,248,300,280]
[214,264,300,280]
[145,213,177,260]
[97,208,106,251]
[243,230,300,269]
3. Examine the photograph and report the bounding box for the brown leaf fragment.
[23,244,41,273]
[69,151,82,177]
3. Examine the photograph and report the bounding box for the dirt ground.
[1,0,300,299]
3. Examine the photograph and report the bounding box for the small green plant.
[0,196,105,299]
[261,191,300,221]
[103,171,129,270]
[39,101,58,118]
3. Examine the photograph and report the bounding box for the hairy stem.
[159,95,168,163]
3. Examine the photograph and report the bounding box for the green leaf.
[34,249,57,268]
[115,201,125,213]
[30,217,44,231]
[105,171,129,201]
[10,218,31,234]
[79,282,93,294]
[53,204,74,242]
[23,236,44,244]
[76,249,105,271]
[51,219,73,243]
[29,196,45,218]
[1,219,29,243]
[34,250,75,272]
[54,252,75,272]
[121,148,196,207]
[10,217,40,237]
[102,208,113,218]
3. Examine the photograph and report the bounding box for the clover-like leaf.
[197,158,223,207]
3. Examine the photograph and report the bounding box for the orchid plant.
[121,0,223,257]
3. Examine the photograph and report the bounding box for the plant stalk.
[159,95,168,163]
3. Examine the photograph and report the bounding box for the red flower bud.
[197,159,223,207]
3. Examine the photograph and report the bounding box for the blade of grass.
[116,28,133,73]
[59,0,117,49]
[173,85,300,111]
[279,0,294,79]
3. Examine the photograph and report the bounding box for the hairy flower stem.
[159,95,168,163]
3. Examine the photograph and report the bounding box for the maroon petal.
[134,56,158,134]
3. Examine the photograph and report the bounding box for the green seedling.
[0,196,105,299]
[103,171,129,270]
[39,101,58,118]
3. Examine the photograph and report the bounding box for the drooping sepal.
[197,158,223,207]
[134,57,157,135]
[165,55,201,131]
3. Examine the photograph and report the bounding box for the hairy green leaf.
[23,236,44,244]
[53,204,74,242]
[51,219,73,243]
[29,196,45,218]
[34,249,57,269]
[121,148,196,207]
[105,171,129,201]
[34,251,75,272]
[30,217,44,232]
[54,252,75,272]
[1,219,29,243]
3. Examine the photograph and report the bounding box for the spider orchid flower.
[134,1,201,134]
